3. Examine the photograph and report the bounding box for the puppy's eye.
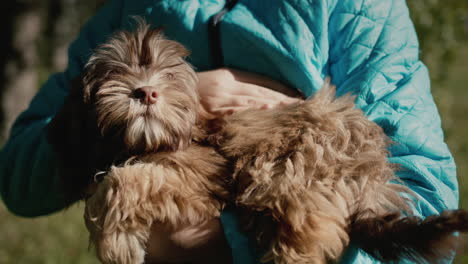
[165,73,175,80]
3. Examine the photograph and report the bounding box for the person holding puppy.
[0,0,459,263]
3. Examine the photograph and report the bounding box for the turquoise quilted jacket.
[0,0,458,263]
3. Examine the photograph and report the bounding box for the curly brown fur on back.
[209,80,467,264]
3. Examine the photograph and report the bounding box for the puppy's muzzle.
[133,86,159,105]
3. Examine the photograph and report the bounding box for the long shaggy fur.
[48,19,200,200]
[209,81,415,263]
[85,145,230,264]
[211,81,468,263]
[48,19,468,264]
[209,79,468,264]
[83,20,199,153]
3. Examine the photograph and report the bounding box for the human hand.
[197,68,303,116]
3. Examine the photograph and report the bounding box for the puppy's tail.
[350,209,468,263]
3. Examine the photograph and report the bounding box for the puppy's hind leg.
[235,152,350,264]
[269,199,350,264]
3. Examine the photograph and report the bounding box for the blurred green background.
[0,0,467,263]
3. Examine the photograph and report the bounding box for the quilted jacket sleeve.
[0,0,124,217]
[326,0,458,262]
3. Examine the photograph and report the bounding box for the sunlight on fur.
[83,18,198,153]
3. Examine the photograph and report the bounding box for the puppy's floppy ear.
[47,76,101,202]
[82,62,104,104]
[48,77,86,151]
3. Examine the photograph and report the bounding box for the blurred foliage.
[36,0,106,82]
[408,1,468,263]
[0,0,105,140]
[407,0,468,153]
[430,45,468,264]
[408,0,468,81]
[0,202,98,264]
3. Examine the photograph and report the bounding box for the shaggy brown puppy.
[48,20,231,264]
[48,20,468,264]
[48,19,210,201]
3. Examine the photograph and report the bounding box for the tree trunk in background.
[0,0,105,143]
[0,1,41,143]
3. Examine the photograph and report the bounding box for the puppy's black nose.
[134,86,158,105]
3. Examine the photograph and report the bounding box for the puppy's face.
[83,23,198,153]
